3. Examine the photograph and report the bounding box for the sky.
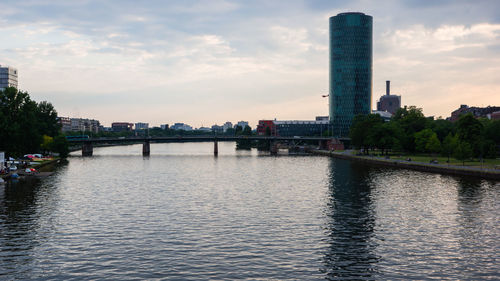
[1,0,499,128]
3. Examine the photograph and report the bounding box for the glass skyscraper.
[329,12,372,137]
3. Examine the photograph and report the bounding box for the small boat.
[10,165,17,171]
[10,173,19,179]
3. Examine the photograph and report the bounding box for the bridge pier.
[143,140,150,156]
[319,140,328,150]
[270,141,278,155]
[82,141,93,157]
[214,139,218,156]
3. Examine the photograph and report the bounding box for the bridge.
[67,136,349,156]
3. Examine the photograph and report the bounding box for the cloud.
[0,0,499,127]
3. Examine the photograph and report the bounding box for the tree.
[40,135,54,153]
[236,125,252,149]
[0,87,63,157]
[51,135,69,158]
[425,133,441,154]
[441,133,458,162]
[235,125,243,135]
[349,114,384,153]
[414,129,434,153]
[37,101,60,137]
[431,118,455,142]
[393,106,430,152]
[454,141,473,165]
[456,113,483,157]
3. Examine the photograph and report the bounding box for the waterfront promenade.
[314,150,500,180]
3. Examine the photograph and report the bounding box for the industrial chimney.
[386,80,390,96]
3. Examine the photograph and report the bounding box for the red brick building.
[256,120,277,136]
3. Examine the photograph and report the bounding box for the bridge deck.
[68,136,350,143]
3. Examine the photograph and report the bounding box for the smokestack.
[386,80,390,96]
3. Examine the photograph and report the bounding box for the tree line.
[0,87,69,158]
[349,106,500,162]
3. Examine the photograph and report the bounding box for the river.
[1,142,498,280]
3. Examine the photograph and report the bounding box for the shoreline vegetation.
[313,149,500,181]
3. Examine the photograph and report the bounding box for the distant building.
[234,121,249,129]
[160,124,169,130]
[376,81,401,115]
[171,123,193,131]
[197,127,212,132]
[274,120,329,137]
[257,119,330,137]
[449,105,500,122]
[112,122,133,132]
[59,117,100,133]
[490,111,500,120]
[135,122,149,130]
[58,117,72,132]
[315,116,329,121]
[223,121,233,132]
[211,124,224,134]
[257,120,277,136]
[330,12,373,137]
[372,110,393,122]
[0,65,18,90]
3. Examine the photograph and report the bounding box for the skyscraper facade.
[329,12,372,137]
[0,65,18,90]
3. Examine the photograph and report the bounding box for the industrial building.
[0,65,18,90]
[376,81,401,115]
[329,12,373,137]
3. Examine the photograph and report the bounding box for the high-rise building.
[329,12,372,137]
[0,65,18,90]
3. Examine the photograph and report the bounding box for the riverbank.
[1,158,61,180]
[313,150,500,180]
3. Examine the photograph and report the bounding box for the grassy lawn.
[354,150,500,169]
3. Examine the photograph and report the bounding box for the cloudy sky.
[1,0,499,127]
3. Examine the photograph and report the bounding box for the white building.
[135,122,149,130]
[223,121,233,132]
[234,121,249,129]
[0,65,18,90]
[171,123,193,131]
[65,117,101,133]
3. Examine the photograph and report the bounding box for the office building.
[135,122,149,130]
[257,118,329,137]
[376,81,401,115]
[160,124,169,130]
[0,65,18,90]
[112,122,133,132]
[329,12,373,137]
[274,120,329,137]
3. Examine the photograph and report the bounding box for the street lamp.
[321,94,332,137]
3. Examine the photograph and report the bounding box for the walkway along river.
[0,142,498,279]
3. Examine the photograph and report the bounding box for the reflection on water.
[0,143,499,279]
[322,159,379,279]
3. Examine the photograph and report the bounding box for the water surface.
[1,143,498,279]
